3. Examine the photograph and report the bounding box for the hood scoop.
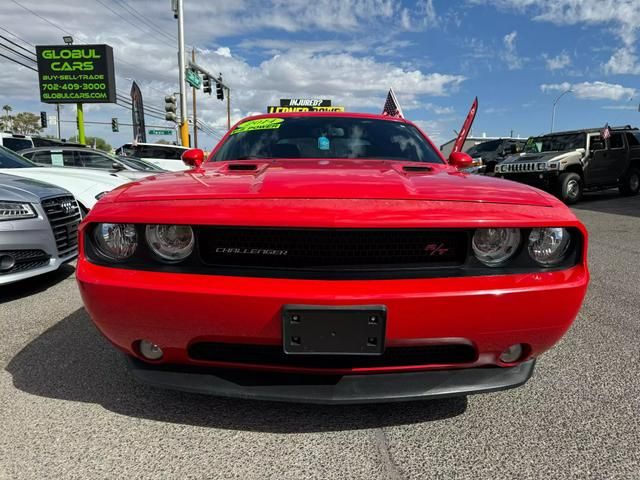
[228,163,258,171]
[402,165,432,173]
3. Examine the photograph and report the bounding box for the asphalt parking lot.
[1,191,639,480]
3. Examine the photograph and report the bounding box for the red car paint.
[76,112,589,400]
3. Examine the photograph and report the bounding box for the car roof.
[537,126,638,137]
[19,146,109,153]
[1,132,32,139]
[119,142,189,149]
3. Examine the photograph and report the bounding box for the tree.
[12,112,43,135]
[1,104,12,130]
[68,135,112,152]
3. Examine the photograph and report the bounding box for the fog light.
[499,344,524,363]
[0,254,16,272]
[139,340,163,360]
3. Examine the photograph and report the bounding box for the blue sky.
[1,0,639,150]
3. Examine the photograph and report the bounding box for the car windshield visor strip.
[84,225,583,280]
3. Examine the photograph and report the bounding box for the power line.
[0,26,35,47]
[93,0,175,49]
[0,34,36,57]
[113,0,177,43]
[0,51,37,71]
[0,41,37,64]
[10,0,73,36]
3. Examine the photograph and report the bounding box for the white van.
[0,133,34,152]
[115,142,190,171]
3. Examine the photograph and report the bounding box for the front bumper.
[127,356,536,404]
[0,213,76,285]
[496,171,560,190]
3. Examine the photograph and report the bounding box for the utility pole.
[56,104,61,138]
[227,84,231,130]
[77,103,85,144]
[192,48,197,148]
[176,0,189,147]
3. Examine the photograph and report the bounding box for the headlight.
[0,202,36,221]
[472,228,521,266]
[93,223,138,260]
[145,224,194,262]
[528,228,571,266]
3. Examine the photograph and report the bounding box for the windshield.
[3,137,33,152]
[524,133,585,153]
[212,117,444,164]
[117,155,164,171]
[465,140,503,156]
[0,145,36,168]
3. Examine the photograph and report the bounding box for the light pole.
[174,0,189,147]
[551,89,572,133]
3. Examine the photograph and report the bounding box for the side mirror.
[448,151,474,170]
[111,162,124,171]
[182,148,205,169]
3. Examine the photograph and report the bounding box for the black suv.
[495,126,640,203]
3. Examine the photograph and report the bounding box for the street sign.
[35,44,116,104]
[186,69,201,89]
[148,129,174,135]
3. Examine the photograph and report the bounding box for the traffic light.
[111,117,119,132]
[164,95,177,122]
[203,75,212,95]
[40,111,47,128]
[216,79,224,101]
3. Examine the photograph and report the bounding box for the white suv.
[115,143,189,171]
[0,133,34,152]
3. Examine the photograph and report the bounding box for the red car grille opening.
[42,195,81,257]
[188,342,477,368]
[197,228,468,271]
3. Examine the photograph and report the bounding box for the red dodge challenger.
[77,112,589,404]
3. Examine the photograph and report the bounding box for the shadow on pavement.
[573,190,640,218]
[6,308,467,432]
[0,263,75,303]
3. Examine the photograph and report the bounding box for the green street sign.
[148,129,173,135]
[186,69,201,89]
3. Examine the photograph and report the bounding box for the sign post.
[35,44,116,144]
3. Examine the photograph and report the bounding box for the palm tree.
[2,105,12,130]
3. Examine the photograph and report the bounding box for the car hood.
[113,159,553,206]
[0,172,70,202]
[502,150,582,164]
[0,167,128,189]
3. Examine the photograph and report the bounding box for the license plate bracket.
[282,305,386,355]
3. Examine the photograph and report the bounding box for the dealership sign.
[35,44,117,104]
[268,99,344,113]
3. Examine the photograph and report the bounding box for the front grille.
[0,249,50,275]
[498,162,546,173]
[188,342,477,368]
[42,196,81,257]
[197,228,468,272]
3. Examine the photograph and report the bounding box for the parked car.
[115,142,189,171]
[0,173,80,285]
[0,146,129,213]
[78,112,589,404]
[18,146,166,180]
[465,138,526,174]
[495,126,640,203]
[31,137,85,148]
[0,132,33,152]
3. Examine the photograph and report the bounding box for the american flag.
[382,88,404,118]
[602,123,611,140]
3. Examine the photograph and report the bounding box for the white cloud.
[541,81,636,101]
[502,31,524,70]
[471,0,640,45]
[214,47,232,58]
[603,47,640,75]
[545,52,571,71]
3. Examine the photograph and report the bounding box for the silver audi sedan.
[0,173,81,285]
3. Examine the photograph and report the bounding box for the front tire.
[619,167,640,196]
[557,172,583,204]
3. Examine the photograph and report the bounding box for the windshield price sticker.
[36,45,117,104]
[231,118,284,135]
